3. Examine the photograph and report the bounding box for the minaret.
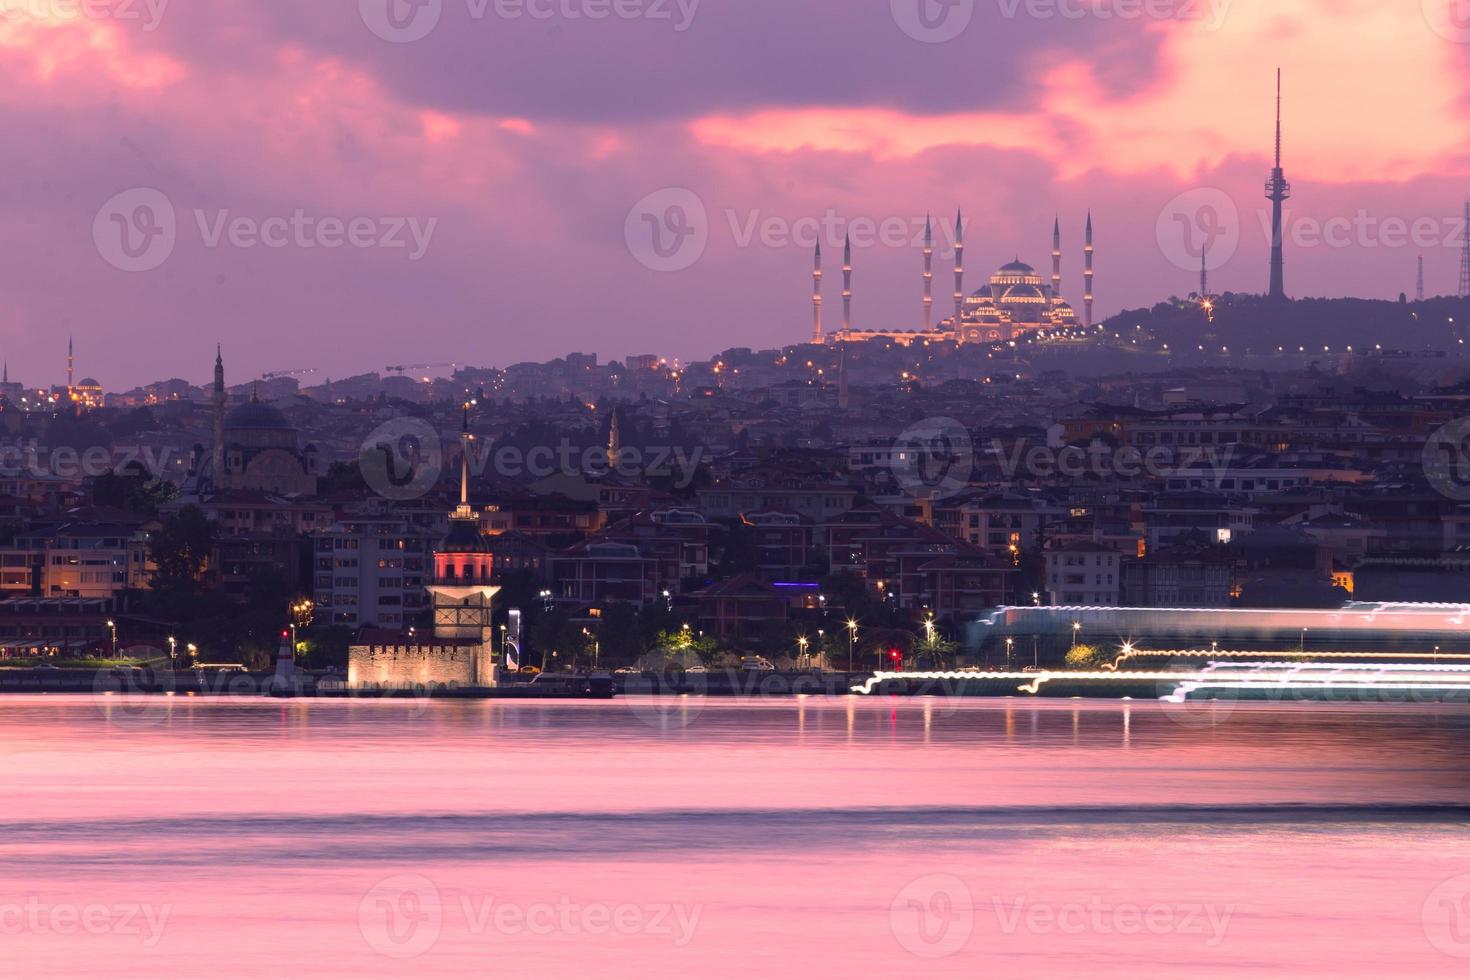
[212,344,226,481]
[1200,246,1209,300]
[1266,68,1291,301]
[922,214,934,331]
[842,234,853,335]
[812,242,824,344]
[607,407,622,462]
[1051,217,1062,300]
[66,336,74,394]
[1417,256,1425,303]
[1084,212,1095,328]
[837,346,850,411]
[953,209,966,329]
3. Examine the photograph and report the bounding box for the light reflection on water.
[3,695,1470,977]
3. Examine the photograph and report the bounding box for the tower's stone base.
[347,642,498,690]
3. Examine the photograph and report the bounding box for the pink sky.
[6,0,1470,387]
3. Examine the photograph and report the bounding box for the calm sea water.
[3,693,1470,977]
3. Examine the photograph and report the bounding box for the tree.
[150,505,217,589]
[1065,644,1106,669]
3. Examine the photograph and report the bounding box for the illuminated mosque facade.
[814,211,1095,347]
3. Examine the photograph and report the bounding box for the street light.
[1005,637,1014,668]
[106,620,117,658]
[1032,592,1041,607]
[167,636,177,668]
[797,635,809,666]
[846,619,859,672]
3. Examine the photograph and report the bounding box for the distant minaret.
[1266,68,1291,301]
[953,209,966,328]
[922,215,934,331]
[460,406,473,510]
[812,243,824,344]
[1417,255,1426,303]
[1051,217,1062,300]
[607,407,622,461]
[837,346,850,411]
[1083,212,1095,328]
[212,344,226,480]
[66,336,74,397]
[842,234,853,335]
[1460,203,1470,297]
[1200,246,1209,299]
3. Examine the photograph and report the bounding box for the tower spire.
[1417,255,1426,303]
[1051,216,1062,300]
[1460,203,1470,298]
[1083,212,1095,328]
[922,214,934,331]
[211,345,226,483]
[1200,245,1209,300]
[812,242,824,344]
[842,233,853,335]
[1266,68,1291,301]
[953,209,965,333]
[459,405,471,509]
[66,335,74,396]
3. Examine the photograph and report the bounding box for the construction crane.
[385,362,458,376]
[261,368,318,381]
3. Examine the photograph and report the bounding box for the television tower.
[812,242,823,344]
[1266,69,1291,301]
[1459,202,1470,297]
[842,234,853,334]
[1083,212,1095,328]
[922,215,934,331]
[1417,255,1426,303]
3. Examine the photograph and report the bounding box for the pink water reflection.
[2,695,1469,977]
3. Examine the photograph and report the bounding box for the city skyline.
[9,1,1470,386]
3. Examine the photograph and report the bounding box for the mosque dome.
[998,260,1035,274]
[225,399,292,432]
